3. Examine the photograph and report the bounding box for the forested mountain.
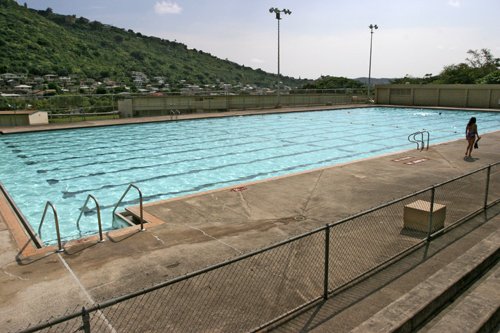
[0,0,308,88]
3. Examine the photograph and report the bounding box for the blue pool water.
[1,107,499,244]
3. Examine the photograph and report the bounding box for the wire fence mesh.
[488,163,500,206]
[19,162,499,333]
[328,190,431,291]
[96,231,326,333]
[433,168,488,231]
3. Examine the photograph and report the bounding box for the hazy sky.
[18,0,500,80]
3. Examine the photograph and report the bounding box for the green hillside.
[0,0,307,88]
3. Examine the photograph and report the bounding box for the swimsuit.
[466,125,476,139]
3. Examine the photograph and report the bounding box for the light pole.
[367,24,378,100]
[269,7,291,107]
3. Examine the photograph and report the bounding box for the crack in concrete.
[300,170,325,215]
[170,222,242,255]
[152,234,165,245]
[2,269,29,281]
[434,149,464,172]
[238,191,253,218]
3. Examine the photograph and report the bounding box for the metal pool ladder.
[170,109,180,120]
[38,201,63,252]
[408,131,430,151]
[76,194,104,242]
[112,183,145,231]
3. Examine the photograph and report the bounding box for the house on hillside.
[43,74,58,82]
[1,73,21,80]
[14,85,32,93]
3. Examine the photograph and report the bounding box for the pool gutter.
[0,182,42,249]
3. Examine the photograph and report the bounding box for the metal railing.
[37,201,63,252]
[169,109,180,120]
[76,194,104,242]
[18,162,500,333]
[112,184,144,231]
[408,130,430,150]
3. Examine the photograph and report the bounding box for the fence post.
[81,307,91,333]
[484,165,491,210]
[323,226,330,300]
[426,187,436,242]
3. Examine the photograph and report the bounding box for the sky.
[17,0,500,80]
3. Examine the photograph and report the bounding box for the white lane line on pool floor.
[57,253,118,333]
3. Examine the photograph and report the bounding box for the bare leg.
[466,138,474,157]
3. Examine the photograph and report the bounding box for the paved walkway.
[0,107,499,332]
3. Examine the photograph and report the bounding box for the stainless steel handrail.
[170,109,180,120]
[408,130,430,151]
[112,184,144,231]
[76,194,104,242]
[37,201,63,252]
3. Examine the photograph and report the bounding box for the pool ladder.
[408,131,430,151]
[36,184,144,251]
[38,201,63,252]
[112,183,144,231]
[170,109,180,120]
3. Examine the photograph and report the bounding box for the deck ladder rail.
[37,201,63,252]
[170,109,180,120]
[76,194,104,242]
[408,130,430,151]
[112,184,144,231]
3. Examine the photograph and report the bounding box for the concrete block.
[403,200,446,233]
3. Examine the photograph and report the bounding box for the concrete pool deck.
[0,106,499,331]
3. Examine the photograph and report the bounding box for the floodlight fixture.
[269,7,291,20]
[269,8,292,106]
[368,24,379,100]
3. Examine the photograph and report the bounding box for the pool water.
[1,107,499,244]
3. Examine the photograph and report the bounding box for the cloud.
[448,0,461,8]
[154,1,182,15]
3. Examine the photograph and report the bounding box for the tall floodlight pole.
[269,7,291,107]
[368,24,378,101]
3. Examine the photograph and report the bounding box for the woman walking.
[465,117,480,158]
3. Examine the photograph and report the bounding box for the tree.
[47,82,61,93]
[466,49,499,70]
[465,48,500,80]
[436,63,476,84]
[302,76,363,89]
[95,86,107,94]
[477,70,500,84]
[434,49,499,84]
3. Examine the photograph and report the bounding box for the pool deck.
[0,105,499,331]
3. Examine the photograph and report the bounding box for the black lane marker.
[46,130,394,185]
[79,144,411,214]
[61,141,401,198]
[34,123,331,172]
[26,121,336,163]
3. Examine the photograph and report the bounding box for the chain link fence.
[18,162,499,333]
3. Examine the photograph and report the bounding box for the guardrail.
[408,130,430,150]
[18,161,499,333]
[37,201,63,252]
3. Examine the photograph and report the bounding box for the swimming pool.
[1,107,499,244]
